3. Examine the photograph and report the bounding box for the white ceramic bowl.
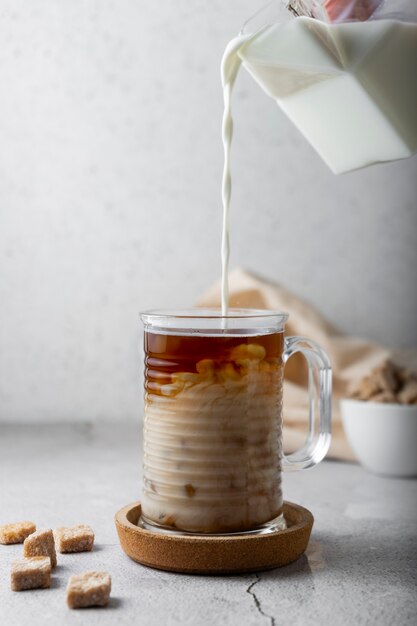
[340,399,417,477]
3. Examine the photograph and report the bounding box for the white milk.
[220,16,417,313]
[220,34,252,316]
[240,17,417,174]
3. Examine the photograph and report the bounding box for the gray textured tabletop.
[1,423,416,626]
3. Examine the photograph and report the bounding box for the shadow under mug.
[139,309,331,536]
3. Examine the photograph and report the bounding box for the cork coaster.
[115,501,313,575]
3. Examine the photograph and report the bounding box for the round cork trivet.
[115,501,313,575]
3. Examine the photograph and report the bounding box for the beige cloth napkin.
[196,268,390,461]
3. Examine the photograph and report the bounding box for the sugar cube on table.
[0,521,36,545]
[54,525,94,553]
[24,528,57,568]
[66,571,111,609]
[11,557,51,591]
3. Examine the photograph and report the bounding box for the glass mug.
[139,309,331,536]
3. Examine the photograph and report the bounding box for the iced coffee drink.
[142,330,285,534]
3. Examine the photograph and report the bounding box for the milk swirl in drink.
[142,331,285,533]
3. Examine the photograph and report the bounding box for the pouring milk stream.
[220,0,417,316]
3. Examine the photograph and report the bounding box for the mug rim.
[140,307,288,320]
[140,308,289,335]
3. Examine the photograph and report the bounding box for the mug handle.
[282,336,332,471]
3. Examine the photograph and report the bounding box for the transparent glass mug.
[139,309,331,536]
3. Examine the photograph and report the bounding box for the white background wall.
[1,0,416,422]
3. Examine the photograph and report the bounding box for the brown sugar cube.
[374,361,400,394]
[66,571,111,609]
[371,391,397,404]
[351,359,405,401]
[354,376,380,401]
[0,521,36,545]
[398,379,417,404]
[54,525,94,553]
[24,528,57,568]
[397,366,417,386]
[11,557,51,591]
